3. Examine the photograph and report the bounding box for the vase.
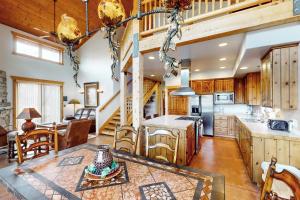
[93,145,113,175]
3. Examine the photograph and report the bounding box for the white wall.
[77,31,119,107]
[0,24,79,117]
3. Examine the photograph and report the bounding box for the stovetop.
[175,116,202,121]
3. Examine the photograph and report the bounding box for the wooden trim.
[12,31,64,65]
[12,76,64,129]
[261,43,299,60]
[99,79,133,112]
[11,76,64,85]
[11,31,64,51]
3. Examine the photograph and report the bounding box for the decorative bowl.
[93,145,113,175]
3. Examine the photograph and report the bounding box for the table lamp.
[16,108,41,132]
[68,99,81,115]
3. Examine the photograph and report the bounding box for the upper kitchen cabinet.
[234,78,245,104]
[191,80,214,95]
[261,45,298,110]
[245,72,261,106]
[167,87,188,115]
[214,79,234,93]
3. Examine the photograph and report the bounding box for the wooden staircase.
[100,79,159,136]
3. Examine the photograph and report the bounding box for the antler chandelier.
[56,0,191,85]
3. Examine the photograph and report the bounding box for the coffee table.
[0,144,225,200]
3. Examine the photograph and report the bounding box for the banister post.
[132,18,144,155]
[120,72,128,125]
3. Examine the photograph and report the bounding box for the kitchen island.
[142,115,196,165]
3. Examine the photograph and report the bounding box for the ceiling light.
[219,57,227,61]
[240,66,248,70]
[150,74,156,77]
[148,56,155,60]
[219,66,226,69]
[194,69,200,72]
[218,43,228,47]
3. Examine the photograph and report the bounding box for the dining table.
[0,143,225,200]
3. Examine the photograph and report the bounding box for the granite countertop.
[142,115,194,130]
[235,114,300,141]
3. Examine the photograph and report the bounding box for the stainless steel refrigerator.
[200,95,214,136]
[190,95,214,136]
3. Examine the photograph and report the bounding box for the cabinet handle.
[285,82,289,86]
[290,105,294,109]
[293,60,297,63]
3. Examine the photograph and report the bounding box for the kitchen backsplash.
[214,104,250,114]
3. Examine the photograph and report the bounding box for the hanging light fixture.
[56,0,192,83]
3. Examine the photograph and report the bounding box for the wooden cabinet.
[191,80,214,95]
[214,79,234,93]
[245,72,261,106]
[261,45,298,110]
[234,78,245,104]
[214,115,235,138]
[186,125,196,165]
[235,117,300,184]
[167,87,188,115]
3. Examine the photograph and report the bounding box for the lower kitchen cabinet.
[214,115,235,138]
[235,117,300,185]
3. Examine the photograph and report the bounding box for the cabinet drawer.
[214,119,228,128]
[214,127,228,136]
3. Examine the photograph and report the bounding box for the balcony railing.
[141,0,275,37]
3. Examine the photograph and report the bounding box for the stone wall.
[0,70,11,129]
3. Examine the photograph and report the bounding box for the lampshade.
[16,108,41,120]
[97,0,126,27]
[68,99,81,105]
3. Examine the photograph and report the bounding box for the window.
[12,76,63,129]
[12,31,64,64]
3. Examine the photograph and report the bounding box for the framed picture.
[84,82,99,108]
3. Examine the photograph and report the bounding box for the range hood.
[170,59,196,96]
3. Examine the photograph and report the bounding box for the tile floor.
[0,135,259,199]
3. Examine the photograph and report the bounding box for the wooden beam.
[139,1,300,53]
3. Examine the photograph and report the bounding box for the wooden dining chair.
[260,157,300,200]
[113,125,139,155]
[15,126,58,164]
[145,127,179,164]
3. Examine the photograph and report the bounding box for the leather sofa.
[0,126,8,147]
[57,119,92,151]
[64,108,96,133]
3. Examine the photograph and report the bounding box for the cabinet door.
[234,78,245,104]
[262,53,273,107]
[214,80,224,93]
[281,48,290,110]
[272,49,281,108]
[186,125,195,165]
[223,79,234,92]
[245,72,261,106]
[227,116,235,137]
[168,88,188,115]
[290,141,300,168]
[201,80,214,94]
[264,139,277,162]
[191,81,202,95]
[289,46,298,110]
[276,140,289,165]
[252,137,264,184]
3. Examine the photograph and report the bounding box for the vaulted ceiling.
[0,0,133,46]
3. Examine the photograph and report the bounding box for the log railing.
[141,0,274,37]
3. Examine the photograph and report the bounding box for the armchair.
[0,126,8,147]
[64,108,96,133]
[57,119,92,151]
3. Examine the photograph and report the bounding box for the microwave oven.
[214,93,234,104]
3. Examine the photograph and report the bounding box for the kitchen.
[142,25,300,192]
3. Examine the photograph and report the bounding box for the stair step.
[113,116,120,120]
[105,125,115,131]
[109,120,120,125]
[101,130,115,137]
